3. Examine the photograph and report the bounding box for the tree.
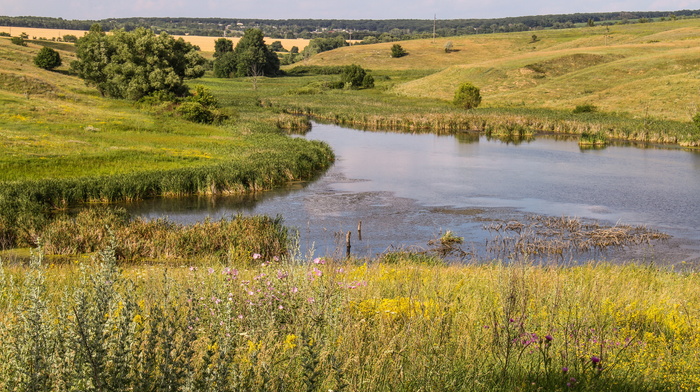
[34,47,62,70]
[213,29,279,80]
[71,24,206,100]
[453,82,481,109]
[213,38,233,58]
[341,64,374,89]
[268,41,286,52]
[390,44,407,58]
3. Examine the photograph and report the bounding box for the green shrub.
[176,101,215,124]
[0,32,10,37]
[10,36,26,46]
[692,112,700,132]
[573,104,598,114]
[33,47,62,70]
[453,82,482,109]
[390,44,407,58]
[341,64,374,89]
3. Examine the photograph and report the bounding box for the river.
[126,122,700,264]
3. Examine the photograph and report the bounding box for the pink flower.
[253,253,262,260]
[208,268,215,274]
[313,257,326,265]
[307,297,315,304]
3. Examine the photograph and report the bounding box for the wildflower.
[308,297,316,304]
[284,334,298,350]
[253,253,262,260]
[291,287,298,293]
[189,266,198,272]
[562,367,568,373]
[545,335,553,342]
[313,268,322,277]
[277,270,288,280]
[313,257,326,265]
[591,356,600,364]
[208,267,215,274]
[273,256,280,262]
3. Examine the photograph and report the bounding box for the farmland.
[1,17,700,391]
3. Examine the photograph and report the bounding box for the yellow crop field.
[0,26,88,40]
[0,26,309,52]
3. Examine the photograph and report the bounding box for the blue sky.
[2,0,699,20]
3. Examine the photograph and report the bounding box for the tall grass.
[1,248,698,391]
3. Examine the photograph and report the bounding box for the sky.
[2,0,700,21]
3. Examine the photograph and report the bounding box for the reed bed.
[0,141,333,249]
[282,106,699,146]
[1,247,698,391]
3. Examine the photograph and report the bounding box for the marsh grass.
[1,246,698,391]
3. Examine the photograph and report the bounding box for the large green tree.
[71,24,206,100]
[212,29,280,79]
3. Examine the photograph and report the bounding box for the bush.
[0,32,10,37]
[341,64,374,89]
[573,104,598,114]
[10,36,26,46]
[34,47,62,70]
[391,44,407,58]
[176,101,215,124]
[693,112,700,133]
[453,82,482,109]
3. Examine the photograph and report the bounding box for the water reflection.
[127,122,700,263]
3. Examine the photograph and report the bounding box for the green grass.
[298,18,700,124]
[1,249,698,391]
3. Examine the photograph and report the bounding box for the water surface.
[127,123,700,263]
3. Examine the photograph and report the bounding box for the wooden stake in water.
[358,221,362,241]
[346,231,352,258]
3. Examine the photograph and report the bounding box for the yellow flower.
[284,334,298,350]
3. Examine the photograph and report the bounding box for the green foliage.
[268,40,286,52]
[0,32,10,37]
[290,46,299,54]
[573,104,598,113]
[212,29,280,78]
[71,24,206,100]
[453,82,482,109]
[214,38,234,58]
[692,112,700,132]
[390,43,407,58]
[33,46,62,70]
[10,36,26,46]
[62,34,78,42]
[303,35,348,57]
[340,64,374,89]
[176,101,215,124]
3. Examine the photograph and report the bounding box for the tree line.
[2,10,699,40]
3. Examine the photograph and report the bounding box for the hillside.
[299,19,700,122]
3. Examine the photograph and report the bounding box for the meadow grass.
[300,18,700,124]
[0,247,698,391]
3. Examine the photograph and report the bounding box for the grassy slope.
[300,19,700,122]
[0,38,329,184]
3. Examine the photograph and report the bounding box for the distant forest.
[1,10,698,40]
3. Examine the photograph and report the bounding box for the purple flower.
[562,367,568,373]
[545,335,553,342]
[591,356,601,364]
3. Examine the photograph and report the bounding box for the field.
[0,26,310,52]
[300,19,700,123]
[0,250,699,391]
[1,18,700,391]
